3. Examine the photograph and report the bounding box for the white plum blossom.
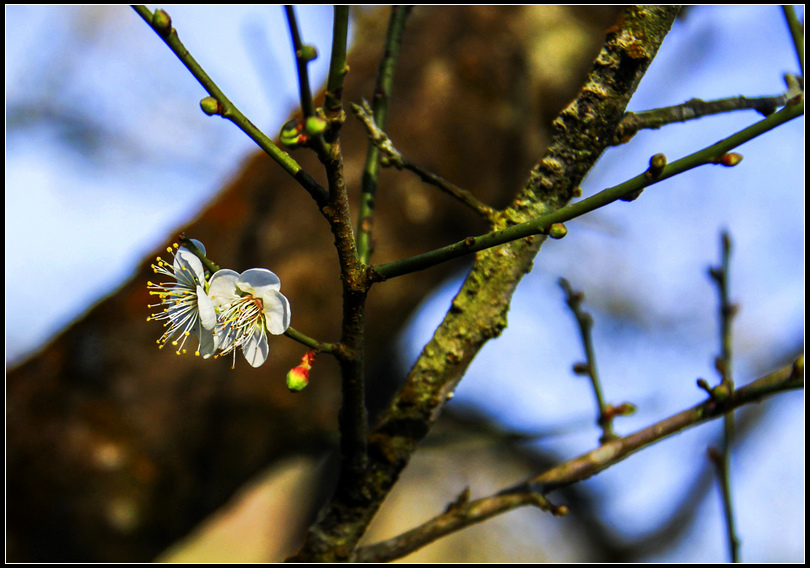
[147,240,218,357]
[208,268,291,368]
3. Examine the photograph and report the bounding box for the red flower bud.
[286,350,316,392]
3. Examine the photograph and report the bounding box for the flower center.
[216,294,266,362]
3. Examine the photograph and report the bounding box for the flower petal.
[262,290,291,335]
[174,246,206,288]
[242,330,270,367]
[236,268,282,297]
[196,324,218,358]
[208,269,240,308]
[196,285,218,330]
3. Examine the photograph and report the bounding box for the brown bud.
[716,152,743,167]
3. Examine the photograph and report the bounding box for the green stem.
[132,5,328,206]
[324,6,350,120]
[781,5,804,76]
[284,327,336,354]
[284,5,315,119]
[357,6,412,264]
[371,97,804,281]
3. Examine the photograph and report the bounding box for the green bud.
[200,96,221,116]
[304,116,328,137]
[286,366,309,392]
[298,45,318,63]
[548,223,568,239]
[647,153,667,177]
[152,9,172,36]
[280,118,306,149]
[711,382,731,402]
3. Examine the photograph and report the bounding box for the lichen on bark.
[290,6,682,562]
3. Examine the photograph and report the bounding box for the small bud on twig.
[286,350,317,392]
[200,96,223,116]
[304,116,328,137]
[714,152,743,167]
[548,223,568,239]
[152,9,172,36]
[620,187,645,202]
[573,362,591,375]
[646,153,667,178]
[280,118,308,149]
[297,45,318,63]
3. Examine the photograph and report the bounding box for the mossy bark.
[290,6,682,562]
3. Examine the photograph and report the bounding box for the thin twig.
[613,93,793,145]
[370,98,804,281]
[324,6,350,122]
[781,5,804,77]
[352,100,497,222]
[514,358,803,495]
[357,6,413,264]
[132,5,328,206]
[355,489,566,562]
[708,231,740,562]
[284,5,315,119]
[178,234,220,274]
[559,278,616,443]
[356,359,803,563]
[283,327,336,355]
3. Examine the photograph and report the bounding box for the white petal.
[208,269,241,308]
[196,285,217,330]
[242,331,269,367]
[262,290,291,335]
[236,268,281,297]
[196,324,218,358]
[175,247,207,287]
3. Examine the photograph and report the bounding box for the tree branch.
[514,357,803,494]
[355,358,803,562]
[613,93,793,144]
[370,95,803,281]
[132,5,328,205]
[357,6,413,264]
[288,6,683,561]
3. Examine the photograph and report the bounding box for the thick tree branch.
[288,6,683,562]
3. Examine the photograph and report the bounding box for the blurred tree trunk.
[7,6,624,562]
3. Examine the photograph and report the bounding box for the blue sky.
[6,5,804,562]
